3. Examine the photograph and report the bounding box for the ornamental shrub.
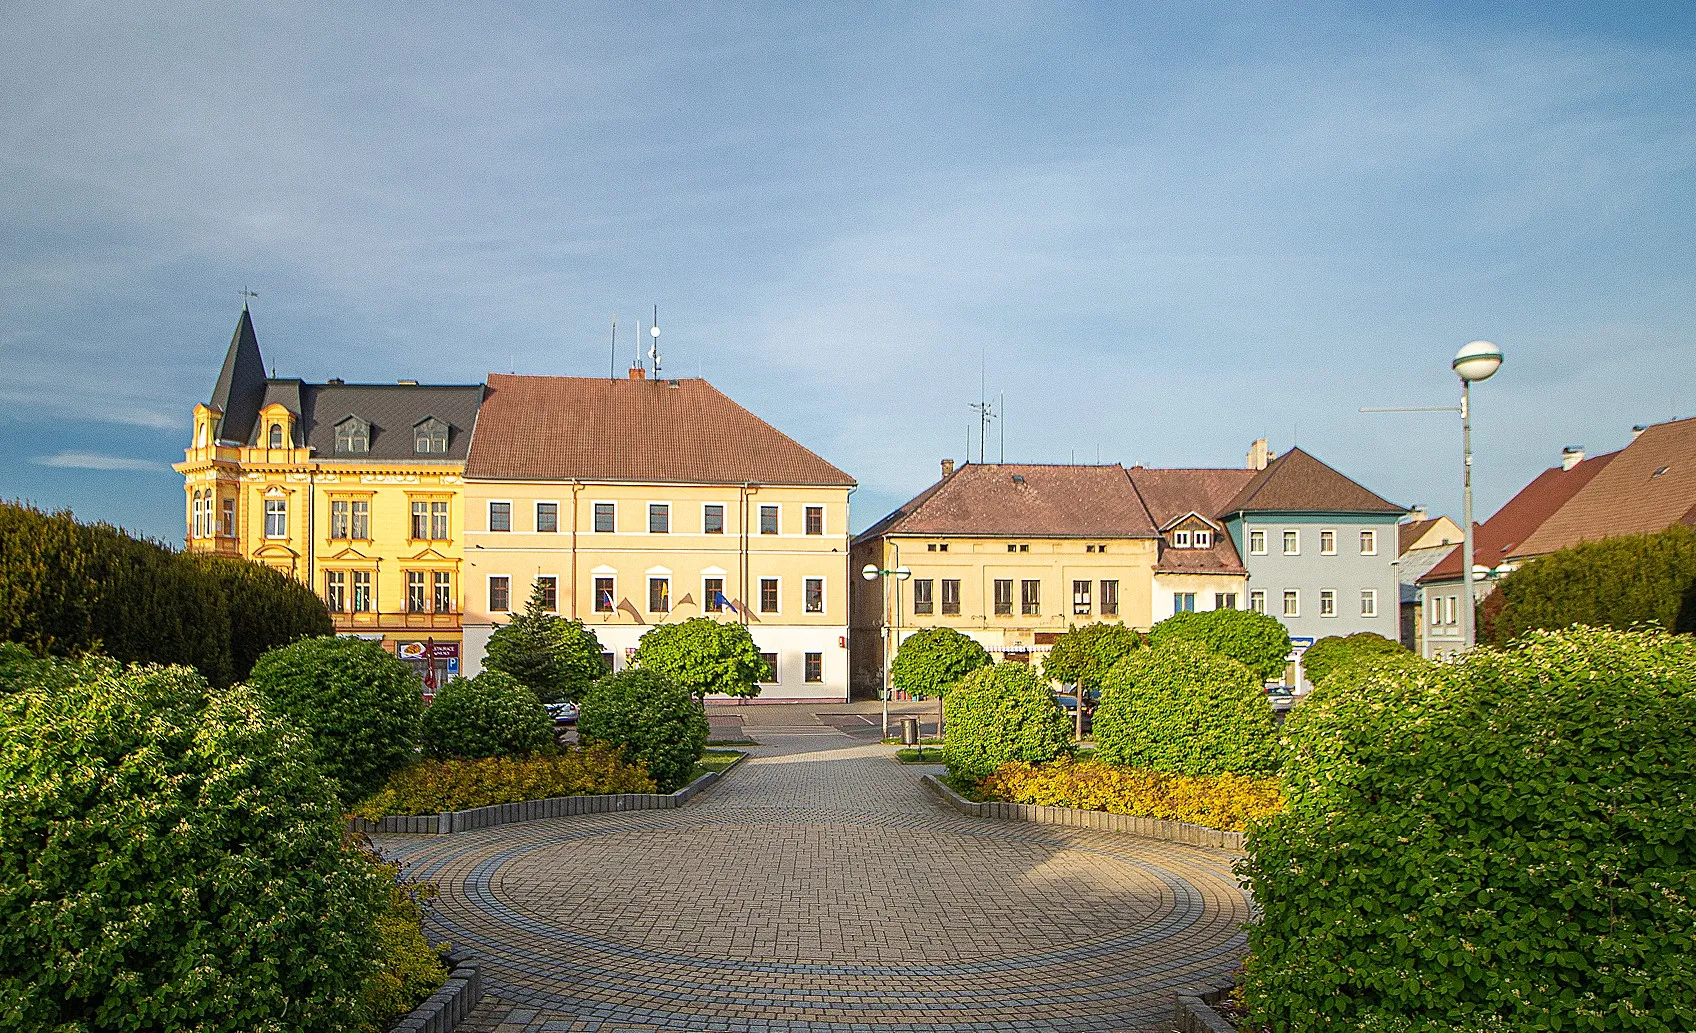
[979,758,1283,832]
[247,636,424,804]
[578,668,709,793]
[1148,607,1291,683]
[184,552,333,682]
[1299,631,1408,687]
[483,579,608,703]
[941,663,1074,780]
[631,617,766,700]
[1485,524,1696,643]
[1093,641,1280,776]
[1040,621,1145,692]
[1241,626,1696,1033]
[356,857,447,1033]
[0,656,390,1033]
[421,670,552,758]
[352,744,657,818]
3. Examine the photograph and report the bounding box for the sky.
[2,2,1693,542]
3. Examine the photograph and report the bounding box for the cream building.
[460,370,856,702]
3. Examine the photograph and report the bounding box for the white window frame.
[758,503,780,536]
[759,576,781,614]
[535,574,559,612]
[1174,592,1196,614]
[535,500,560,534]
[1320,529,1337,555]
[1249,529,1266,555]
[1194,530,1212,548]
[648,502,670,535]
[1361,588,1378,617]
[804,576,826,614]
[701,502,728,535]
[264,497,288,539]
[1282,589,1300,617]
[1319,589,1337,617]
[1360,529,1379,556]
[1283,529,1300,555]
[487,574,512,613]
[1445,594,1459,626]
[1173,530,1191,547]
[592,500,617,534]
[1250,589,1266,614]
[1429,594,1441,626]
[487,500,513,533]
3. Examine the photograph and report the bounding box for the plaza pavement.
[374,703,1250,1032]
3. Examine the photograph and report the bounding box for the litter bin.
[900,717,920,746]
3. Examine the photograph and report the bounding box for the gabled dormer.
[1160,511,1220,549]
[334,415,371,455]
[412,416,449,455]
[257,402,298,452]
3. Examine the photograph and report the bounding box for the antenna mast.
[649,304,661,379]
[968,348,996,464]
[999,391,1005,463]
[610,315,617,381]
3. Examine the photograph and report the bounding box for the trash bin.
[900,717,920,746]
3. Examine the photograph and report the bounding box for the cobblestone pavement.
[374,714,1249,1032]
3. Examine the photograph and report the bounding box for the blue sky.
[2,2,1692,541]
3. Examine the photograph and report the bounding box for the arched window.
[334,417,369,455]
[268,423,283,448]
[192,491,204,538]
[413,417,448,454]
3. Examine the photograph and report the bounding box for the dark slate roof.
[855,464,1158,540]
[210,308,267,444]
[248,382,485,461]
[1217,447,1403,516]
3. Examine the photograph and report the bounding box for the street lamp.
[862,559,912,739]
[1453,341,1503,651]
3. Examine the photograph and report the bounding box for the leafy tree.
[577,668,709,792]
[1093,641,1280,776]
[483,580,607,703]
[184,552,332,681]
[630,617,765,700]
[891,626,992,739]
[0,655,389,1032]
[1299,631,1408,687]
[1041,622,1145,693]
[1148,608,1291,683]
[421,669,553,759]
[247,636,424,804]
[941,663,1074,780]
[1486,524,1696,644]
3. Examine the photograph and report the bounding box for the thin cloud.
[33,451,162,472]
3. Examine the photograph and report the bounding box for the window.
[489,501,511,532]
[1319,589,1337,617]
[1249,529,1266,555]
[536,502,559,533]
[703,504,725,535]
[648,577,670,613]
[941,579,961,615]
[912,579,933,614]
[411,501,429,540]
[805,577,824,614]
[759,578,779,613]
[1320,530,1336,555]
[1100,580,1119,617]
[352,571,372,612]
[1283,589,1299,617]
[1361,589,1377,617]
[1073,580,1091,615]
[1194,530,1211,548]
[804,652,823,683]
[330,499,350,539]
[1430,596,1441,626]
[191,493,202,538]
[1008,543,1018,552]
[1250,589,1266,614]
[325,571,346,612]
[594,503,615,533]
[264,498,287,538]
[993,579,1013,616]
[804,506,824,535]
[649,503,669,534]
[1174,530,1191,547]
[1215,593,1237,610]
[350,500,369,540]
[1283,530,1299,555]
[705,577,725,613]
[533,575,557,611]
[759,652,779,683]
[334,417,369,455]
[413,418,448,454]
[594,576,615,613]
[759,505,779,535]
[489,576,511,613]
[220,498,234,537]
[1174,592,1197,614]
[407,571,426,613]
[431,501,448,540]
[1020,579,1040,616]
[268,423,283,448]
[1445,595,1459,625]
[1360,529,1378,555]
[433,571,452,613]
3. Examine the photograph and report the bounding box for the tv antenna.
[968,348,996,463]
[237,286,259,309]
[648,304,661,378]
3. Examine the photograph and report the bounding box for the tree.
[1298,631,1408,687]
[1148,608,1291,683]
[184,552,332,682]
[483,580,607,703]
[420,669,553,759]
[630,617,765,701]
[577,668,709,792]
[941,663,1074,781]
[890,627,992,739]
[1093,641,1280,776]
[1485,524,1696,644]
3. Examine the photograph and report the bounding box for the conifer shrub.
[483,579,608,703]
[1148,607,1291,683]
[941,663,1074,780]
[421,669,552,759]
[247,636,423,804]
[577,668,708,793]
[351,745,657,819]
[979,758,1283,832]
[1485,523,1696,642]
[1093,641,1280,776]
[1241,627,1696,1032]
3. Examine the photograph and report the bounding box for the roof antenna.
[609,315,617,381]
[969,346,995,464]
[237,286,259,310]
[649,304,661,379]
[999,391,1005,463]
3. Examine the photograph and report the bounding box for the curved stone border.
[919,772,1245,850]
[354,753,747,835]
[1175,980,1241,1033]
[388,959,482,1033]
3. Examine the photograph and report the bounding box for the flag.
[713,591,736,614]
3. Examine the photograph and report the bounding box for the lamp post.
[861,558,912,740]
[1453,341,1503,650]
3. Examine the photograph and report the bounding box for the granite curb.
[1174,977,1242,1033]
[918,772,1246,850]
[386,959,482,1033]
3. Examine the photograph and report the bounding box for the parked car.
[545,701,579,726]
[1053,691,1095,733]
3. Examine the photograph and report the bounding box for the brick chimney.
[1561,446,1585,471]
[1246,438,1271,470]
[628,365,646,380]
[941,458,955,478]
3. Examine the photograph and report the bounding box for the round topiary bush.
[421,669,553,759]
[577,668,708,793]
[1093,641,1280,776]
[0,655,389,1032]
[1147,608,1291,683]
[246,636,423,804]
[941,663,1074,781]
[1241,626,1696,1032]
[1299,631,1408,687]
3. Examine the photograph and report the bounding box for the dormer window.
[268,423,283,448]
[414,417,448,455]
[1194,530,1211,548]
[1173,530,1191,547]
[334,416,370,455]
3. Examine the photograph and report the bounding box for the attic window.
[334,416,370,455]
[268,423,282,448]
[414,417,448,455]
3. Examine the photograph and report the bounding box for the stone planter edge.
[917,773,1245,851]
[386,959,482,1033]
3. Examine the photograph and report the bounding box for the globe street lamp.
[1453,341,1503,650]
[862,559,912,739]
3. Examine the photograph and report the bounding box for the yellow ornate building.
[174,307,484,687]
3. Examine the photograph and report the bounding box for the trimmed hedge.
[351,745,657,819]
[979,758,1283,833]
[941,664,1074,780]
[1093,641,1280,776]
[421,670,552,759]
[1241,627,1696,1032]
[1300,631,1408,687]
[1486,524,1696,643]
[578,668,709,793]
[1148,607,1292,683]
[247,636,423,805]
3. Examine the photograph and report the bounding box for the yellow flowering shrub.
[356,856,448,1032]
[352,743,656,819]
[978,757,1283,832]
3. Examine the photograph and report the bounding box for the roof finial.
[237,286,259,310]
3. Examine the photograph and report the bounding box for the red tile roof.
[464,374,854,486]
[1515,417,1696,557]
[1126,468,1251,575]
[856,464,1158,539]
[1218,447,1403,516]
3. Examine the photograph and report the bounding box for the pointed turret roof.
[1217,447,1403,516]
[209,307,267,444]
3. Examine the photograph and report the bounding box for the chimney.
[628,365,646,380]
[1632,424,1648,440]
[397,378,418,385]
[1246,438,1271,471]
[327,377,345,385]
[1405,505,1428,521]
[1560,446,1585,471]
[941,458,955,478]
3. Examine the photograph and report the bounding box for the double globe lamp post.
[861,560,911,740]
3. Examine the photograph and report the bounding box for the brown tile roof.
[855,464,1158,540]
[1126,468,1251,575]
[1218,447,1404,516]
[1514,417,1696,557]
[464,374,854,486]
[1397,517,1443,555]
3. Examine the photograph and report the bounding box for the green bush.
[483,579,608,703]
[1148,607,1291,683]
[0,656,389,1033]
[1093,641,1280,776]
[421,670,552,759]
[1300,631,1408,687]
[1241,627,1696,1032]
[1040,622,1145,692]
[979,758,1283,832]
[1486,524,1696,643]
[578,668,709,793]
[352,745,657,818]
[891,626,992,737]
[356,857,447,1033]
[184,552,333,683]
[247,636,423,804]
[631,617,766,700]
[941,664,1074,780]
